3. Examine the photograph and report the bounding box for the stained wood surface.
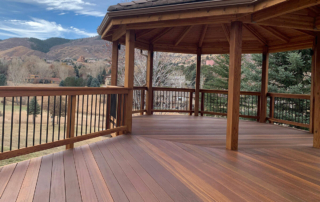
[0,115,319,202]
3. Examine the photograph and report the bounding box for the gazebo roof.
[98,0,320,54]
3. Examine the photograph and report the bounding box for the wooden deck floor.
[0,115,320,202]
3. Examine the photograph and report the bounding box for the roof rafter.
[221,24,230,44]
[252,0,320,22]
[136,29,156,39]
[150,27,174,44]
[198,25,208,48]
[174,26,194,46]
[112,25,127,42]
[243,24,268,46]
[259,25,290,43]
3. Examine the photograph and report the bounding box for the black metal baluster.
[102,95,105,131]
[76,95,79,136]
[52,96,56,142]
[90,94,93,133]
[32,96,36,146]
[46,96,50,143]
[40,96,43,144]
[58,96,61,140]
[18,97,22,149]
[1,97,5,152]
[26,97,29,147]
[98,94,101,131]
[94,94,97,132]
[86,94,89,134]
[81,95,84,135]
[10,97,14,151]
[64,95,67,139]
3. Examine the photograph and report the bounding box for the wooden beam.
[146,44,153,115]
[243,24,268,45]
[150,27,174,44]
[221,24,230,44]
[226,21,243,151]
[194,48,201,116]
[198,25,208,48]
[315,16,320,30]
[136,29,156,39]
[260,47,269,123]
[174,26,193,46]
[260,26,290,43]
[314,33,320,148]
[112,25,127,42]
[294,29,316,37]
[111,40,119,86]
[252,0,320,22]
[124,30,135,133]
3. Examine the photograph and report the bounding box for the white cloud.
[0,18,97,39]
[16,0,105,17]
[58,13,66,15]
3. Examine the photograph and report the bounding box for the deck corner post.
[313,34,320,148]
[259,46,269,123]
[111,40,119,86]
[194,47,201,116]
[146,44,154,115]
[124,30,135,133]
[226,21,243,151]
[66,95,76,149]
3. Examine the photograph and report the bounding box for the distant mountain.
[0,36,110,60]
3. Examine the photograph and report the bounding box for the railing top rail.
[153,87,195,92]
[133,86,148,90]
[200,89,260,96]
[267,92,310,99]
[0,86,130,97]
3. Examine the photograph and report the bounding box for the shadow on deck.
[0,115,319,202]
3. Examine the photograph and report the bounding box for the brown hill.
[0,36,111,60]
[0,46,46,58]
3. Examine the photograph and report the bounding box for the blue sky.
[0,0,120,40]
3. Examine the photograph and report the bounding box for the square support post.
[146,44,154,115]
[111,40,119,86]
[259,46,269,123]
[66,95,76,149]
[194,47,201,116]
[124,30,135,133]
[310,40,316,133]
[313,34,320,148]
[226,21,243,151]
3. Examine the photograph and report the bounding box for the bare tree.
[8,58,29,86]
[52,62,70,80]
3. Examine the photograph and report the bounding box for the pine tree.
[90,78,100,87]
[86,75,93,86]
[28,97,41,117]
[0,74,6,86]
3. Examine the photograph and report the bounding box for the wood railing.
[200,89,261,120]
[0,87,128,160]
[267,93,310,128]
[132,87,311,129]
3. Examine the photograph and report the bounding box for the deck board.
[0,115,320,202]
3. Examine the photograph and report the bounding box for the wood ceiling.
[101,1,320,54]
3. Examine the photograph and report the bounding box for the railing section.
[267,93,310,128]
[0,87,128,160]
[152,87,194,114]
[200,89,260,120]
[133,87,147,115]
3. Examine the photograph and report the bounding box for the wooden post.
[116,94,122,135]
[124,30,135,133]
[194,47,201,116]
[226,21,243,151]
[259,46,269,123]
[106,94,111,129]
[140,89,145,115]
[66,95,76,149]
[310,40,316,133]
[111,40,119,86]
[189,91,193,115]
[313,34,320,148]
[146,44,154,115]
